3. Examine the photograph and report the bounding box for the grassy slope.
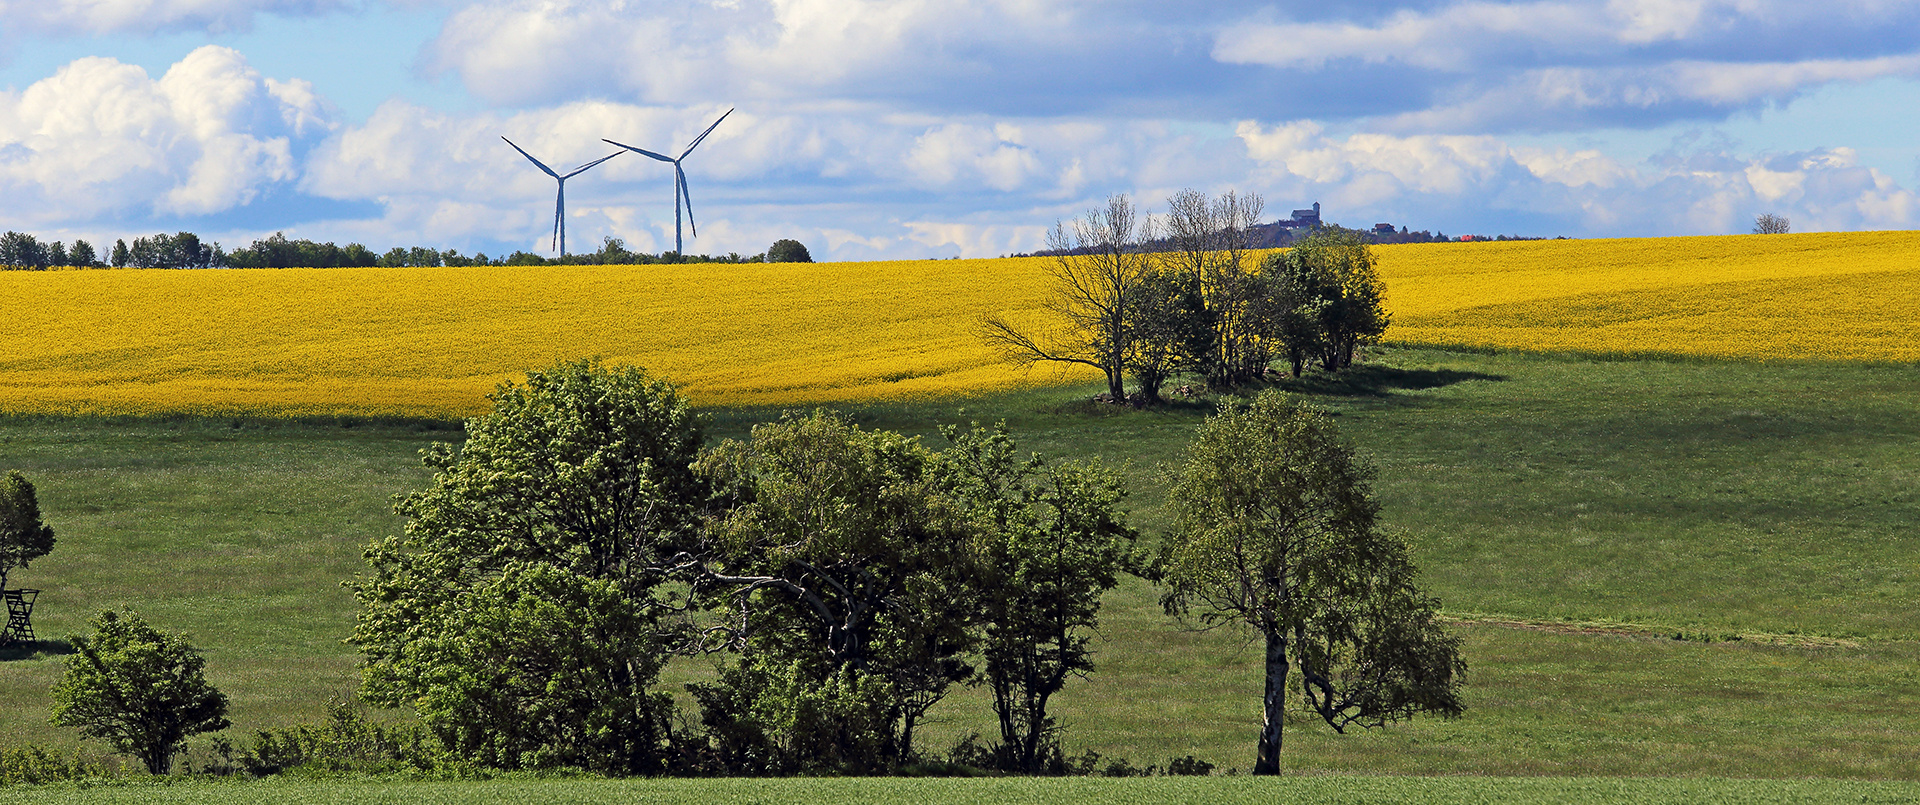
[0,417,450,747]
[2,348,1917,779]
[20,775,1920,805]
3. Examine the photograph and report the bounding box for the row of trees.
[981,191,1390,405]
[337,360,1461,777]
[0,231,220,270]
[0,231,809,270]
[15,360,1460,777]
[349,360,1140,775]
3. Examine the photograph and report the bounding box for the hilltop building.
[1277,202,1322,229]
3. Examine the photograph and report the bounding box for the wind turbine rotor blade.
[679,107,733,159]
[502,136,560,179]
[561,150,625,180]
[602,139,676,163]
[677,165,696,238]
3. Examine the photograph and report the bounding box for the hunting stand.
[3,589,38,645]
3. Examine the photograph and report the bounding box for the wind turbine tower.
[503,137,623,256]
[604,108,733,255]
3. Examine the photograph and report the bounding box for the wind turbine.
[502,137,623,256]
[603,108,733,255]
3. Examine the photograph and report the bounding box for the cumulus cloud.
[907,124,1042,191]
[419,0,1267,115]
[1237,120,1920,236]
[401,0,1920,135]
[1214,0,1920,132]
[297,96,1192,257]
[0,45,333,226]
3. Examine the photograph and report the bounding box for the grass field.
[18,775,1920,804]
[4,347,1917,781]
[3,230,1918,417]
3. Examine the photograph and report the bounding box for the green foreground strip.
[23,776,1920,805]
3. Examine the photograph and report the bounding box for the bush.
[236,700,443,776]
[0,744,105,784]
[49,609,230,775]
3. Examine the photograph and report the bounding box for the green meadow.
[3,346,1917,786]
[17,775,1920,805]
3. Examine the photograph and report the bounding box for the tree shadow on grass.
[1275,364,1507,399]
[1037,365,1506,420]
[0,639,74,662]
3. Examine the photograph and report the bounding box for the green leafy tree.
[0,231,46,269]
[49,609,230,775]
[0,470,56,592]
[766,238,813,263]
[1160,391,1464,775]
[942,421,1136,773]
[1268,227,1390,372]
[686,410,982,772]
[69,239,99,268]
[350,359,705,774]
[1122,269,1203,405]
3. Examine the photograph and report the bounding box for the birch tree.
[1160,391,1463,775]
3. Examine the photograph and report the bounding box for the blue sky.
[4,0,1918,261]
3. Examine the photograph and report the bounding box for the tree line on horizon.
[0,231,812,271]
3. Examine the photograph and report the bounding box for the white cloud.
[1368,52,1920,134]
[1237,119,1920,236]
[907,124,1041,191]
[295,93,1235,258]
[0,46,325,224]
[1214,0,1920,132]
[903,221,1051,258]
[1216,0,1907,71]
[424,0,986,107]
[1215,2,1600,72]
[417,0,1257,118]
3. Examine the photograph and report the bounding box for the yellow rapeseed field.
[0,258,1093,417]
[1382,230,1920,362]
[0,230,1913,418]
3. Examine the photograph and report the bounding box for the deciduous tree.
[1160,392,1463,775]
[0,470,55,592]
[767,238,813,263]
[942,421,1136,773]
[685,410,982,772]
[1268,227,1390,372]
[351,359,704,774]
[980,194,1153,402]
[1162,189,1271,387]
[50,610,230,775]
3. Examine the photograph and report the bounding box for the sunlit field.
[1384,230,1920,361]
[2,230,1915,417]
[0,258,1081,416]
